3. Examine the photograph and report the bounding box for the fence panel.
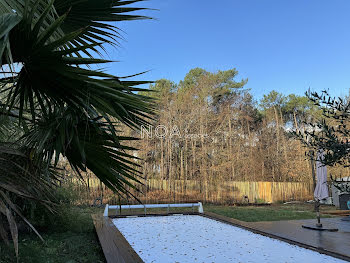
[61,176,314,205]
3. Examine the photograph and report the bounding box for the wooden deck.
[93,212,350,263]
[92,214,144,263]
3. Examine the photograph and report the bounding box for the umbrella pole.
[311,152,323,227]
[311,151,323,227]
[315,199,322,227]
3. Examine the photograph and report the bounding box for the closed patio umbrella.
[302,149,338,231]
[313,149,328,227]
[314,149,329,201]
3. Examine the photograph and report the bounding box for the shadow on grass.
[0,207,105,263]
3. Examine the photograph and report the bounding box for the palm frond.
[0,13,21,65]
[1,5,154,126]
[23,108,142,197]
[55,0,151,46]
[0,143,59,256]
[1,0,152,56]
[0,0,154,257]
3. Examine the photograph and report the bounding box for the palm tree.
[0,0,154,256]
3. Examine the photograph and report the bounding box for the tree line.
[126,68,350,195]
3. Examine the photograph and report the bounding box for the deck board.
[92,214,144,263]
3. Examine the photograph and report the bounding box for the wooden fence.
[61,176,313,205]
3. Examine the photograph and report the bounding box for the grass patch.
[0,206,105,263]
[205,203,335,222]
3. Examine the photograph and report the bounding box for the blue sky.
[105,0,350,100]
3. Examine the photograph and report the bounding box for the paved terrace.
[249,217,350,261]
[205,212,350,262]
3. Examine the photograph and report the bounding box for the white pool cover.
[112,215,346,263]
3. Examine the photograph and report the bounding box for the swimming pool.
[112,215,347,263]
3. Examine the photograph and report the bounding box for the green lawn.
[107,203,336,222]
[205,203,335,222]
[0,203,337,262]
